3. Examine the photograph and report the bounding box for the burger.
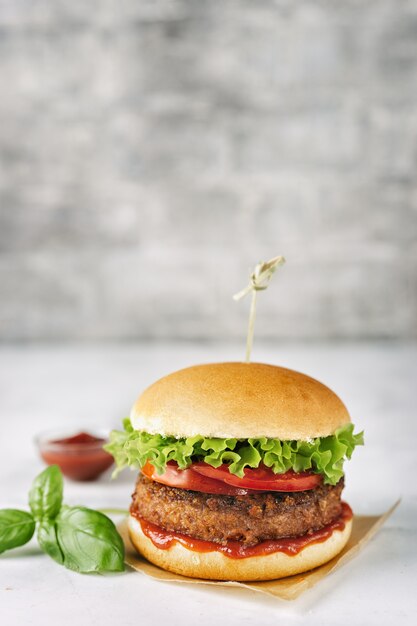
[106,362,363,581]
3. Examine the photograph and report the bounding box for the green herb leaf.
[0,509,36,554]
[37,520,64,565]
[29,465,63,521]
[56,506,125,573]
[106,420,364,485]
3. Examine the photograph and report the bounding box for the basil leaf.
[0,509,35,554]
[37,520,64,565]
[56,506,125,573]
[29,465,63,520]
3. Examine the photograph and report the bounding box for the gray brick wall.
[0,0,416,340]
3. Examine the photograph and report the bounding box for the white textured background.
[0,0,416,341]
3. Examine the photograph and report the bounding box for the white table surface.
[0,341,416,625]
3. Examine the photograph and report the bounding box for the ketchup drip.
[131,502,353,559]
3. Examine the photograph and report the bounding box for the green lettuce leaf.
[104,419,364,485]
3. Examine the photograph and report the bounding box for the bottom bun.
[127,513,352,582]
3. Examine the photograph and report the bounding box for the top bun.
[130,362,350,440]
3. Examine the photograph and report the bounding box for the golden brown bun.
[127,514,352,581]
[130,362,350,439]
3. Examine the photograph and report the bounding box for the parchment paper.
[117,500,399,601]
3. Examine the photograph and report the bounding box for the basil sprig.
[0,466,124,573]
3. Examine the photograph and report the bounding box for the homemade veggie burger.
[106,362,363,581]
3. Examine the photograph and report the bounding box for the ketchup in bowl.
[36,430,114,481]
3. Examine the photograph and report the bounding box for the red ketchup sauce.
[40,432,113,481]
[131,502,353,559]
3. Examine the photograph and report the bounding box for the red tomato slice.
[191,463,322,492]
[141,461,255,496]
